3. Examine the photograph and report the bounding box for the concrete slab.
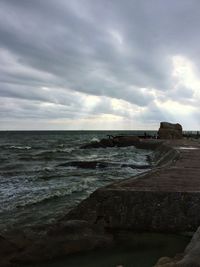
[112,140,200,193]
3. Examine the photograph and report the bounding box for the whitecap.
[56,147,75,153]
[91,137,99,142]
[64,166,77,170]
[10,145,31,150]
[176,146,199,150]
[43,167,54,172]
[57,144,64,148]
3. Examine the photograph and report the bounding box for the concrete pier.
[66,140,200,233]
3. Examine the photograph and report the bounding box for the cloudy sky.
[0,0,200,130]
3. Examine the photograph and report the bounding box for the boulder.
[58,161,109,169]
[177,225,200,266]
[80,135,140,149]
[0,235,17,257]
[59,161,150,170]
[158,122,182,139]
[10,220,113,265]
[100,138,115,147]
[80,138,114,149]
[113,136,140,146]
[0,235,18,267]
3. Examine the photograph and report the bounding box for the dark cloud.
[0,0,200,129]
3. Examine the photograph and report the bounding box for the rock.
[158,122,182,139]
[156,257,173,265]
[184,226,200,255]
[58,161,150,170]
[80,135,140,149]
[47,219,104,236]
[58,161,109,169]
[154,226,200,267]
[10,220,113,264]
[100,138,115,147]
[177,226,200,266]
[113,136,140,147]
[0,235,18,267]
[154,256,178,266]
[80,138,114,149]
[0,235,17,257]
[154,263,177,267]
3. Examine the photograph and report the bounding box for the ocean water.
[0,130,152,231]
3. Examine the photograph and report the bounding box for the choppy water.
[0,131,153,231]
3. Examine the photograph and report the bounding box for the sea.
[0,131,190,267]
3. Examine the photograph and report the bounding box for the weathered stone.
[174,226,200,267]
[154,263,177,267]
[65,188,200,233]
[80,135,141,149]
[153,255,184,267]
[58,160,151,170]
[156,257,173,265]
[158,122,182,139]
[0,235,17,257]
[100,138,115,147]
[58,161,109,169]
[0,235,18,267]
[10,220,113,265]
[113,135,140,146]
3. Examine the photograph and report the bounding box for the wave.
[10,145,32,150]
[56,147,75,153]
[15,178,94,209]
[35,147,75,156]
[90,137,100,142]
[42,166,55,172]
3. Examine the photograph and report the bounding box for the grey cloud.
[135,102,170,124]
[0,0,200,128]
[0,0,171,92]
[167,86,196,105]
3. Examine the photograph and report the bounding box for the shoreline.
[1,138,200,266]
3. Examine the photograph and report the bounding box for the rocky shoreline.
[1,137,200,267]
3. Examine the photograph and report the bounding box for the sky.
[0,0,200,130]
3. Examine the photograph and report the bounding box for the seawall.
[65,139,200,233]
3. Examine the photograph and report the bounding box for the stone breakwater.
[65,139,200,266]
[1,139,200,266]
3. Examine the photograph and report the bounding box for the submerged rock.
[58,160,109,169]
[58,160,151,169]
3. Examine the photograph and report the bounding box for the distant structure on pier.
[158,122,182,139]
